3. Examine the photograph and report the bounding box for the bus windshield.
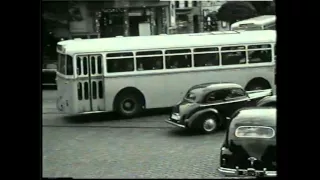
[57,53,73,75]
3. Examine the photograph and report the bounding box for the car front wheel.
[198,114,219,134]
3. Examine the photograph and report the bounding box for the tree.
[250,1,271,15]
[217,1,257,25]
[265,2,275,15]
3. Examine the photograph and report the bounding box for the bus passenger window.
[91,56,96,74]
[107,59,134,73]
[66,55,73,75]
[136,57,163,71]
[77,82,83,100]
[248,44,272,63]
[83,57,88,75]
[165,49,192,69]
[106,52,134,73]
[194,47,219,67]
[76,57,82,75]
[136,50,163,71]
[221,46,246,65]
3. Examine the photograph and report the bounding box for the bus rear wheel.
[115,94,143,118]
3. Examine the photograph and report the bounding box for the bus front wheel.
[115,94,143,118]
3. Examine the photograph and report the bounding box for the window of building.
[175,1,179,8]
[192,1,197,7]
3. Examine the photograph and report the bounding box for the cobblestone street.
[43,90,228,178]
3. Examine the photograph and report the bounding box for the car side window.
[205,90,228,104]
[225,88,246,100]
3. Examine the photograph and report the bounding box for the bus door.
[76,54,105,112]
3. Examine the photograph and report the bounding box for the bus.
[231,15,276,31]
[56,30,276,117]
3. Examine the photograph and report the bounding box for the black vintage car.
[218,107,276,177]
[165,82,273,133]
[257,95,276,107]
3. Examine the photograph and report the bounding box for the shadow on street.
[64,107,172,124]
[167,128,206,137]
[167,127,226,137]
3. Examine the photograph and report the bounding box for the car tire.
[115,93,143,118]
[197,114,219,134]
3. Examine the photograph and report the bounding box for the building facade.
[43,0,172,39]
[200,0,230,31]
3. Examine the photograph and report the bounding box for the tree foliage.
[265,2,275,15]
[217,1,257,24]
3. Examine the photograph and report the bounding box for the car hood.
[247,89,273,100]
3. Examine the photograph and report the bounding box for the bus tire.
[245,78,271,91]
[115,93,143,118]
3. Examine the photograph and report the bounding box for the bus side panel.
[76,80,92,113]
[104,75,166,110]
[103,65,275,111]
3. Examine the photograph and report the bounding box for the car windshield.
[235,126,275,139]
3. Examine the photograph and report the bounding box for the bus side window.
[66,55,73,75]
[106,52,134,73]
[165,49,191,69]
[248,44,272,64]
[193,47,219,67]
[221,46,246,65]
[136,51,163,71]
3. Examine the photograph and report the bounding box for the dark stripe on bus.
[78,82,83,100]
[98,81,103,99]
[91,56,96,74]
[77,57,82,75]
[83,57,88,75]
[97,56,102,74]
[84,82,89,100]
[92,81,97,99]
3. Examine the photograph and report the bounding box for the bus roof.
[231,15,276,28]
[59,30,276,55]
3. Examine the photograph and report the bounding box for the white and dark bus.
[231,15,276,31]
[55,30,276,117]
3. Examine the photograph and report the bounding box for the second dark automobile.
[256,95,276,107]
[217,107,276,177]
[165,82,273,133]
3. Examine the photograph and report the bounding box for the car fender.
[187,108,223,127]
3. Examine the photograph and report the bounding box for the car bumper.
[217,167,277,177]
[165,119,186,128]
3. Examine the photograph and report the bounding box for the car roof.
[189,82,242,92]
[230,107,276,127]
